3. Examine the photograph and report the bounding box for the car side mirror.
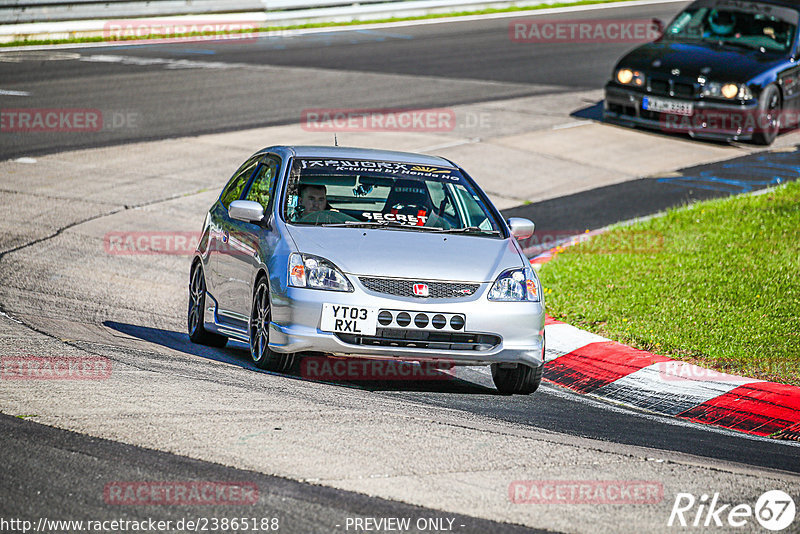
[229,200,265,224]
[507,217,535,240]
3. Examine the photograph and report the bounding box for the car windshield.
[663,2,798,52]
[283,157,503,236]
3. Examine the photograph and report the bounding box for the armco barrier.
[1,0,392,24]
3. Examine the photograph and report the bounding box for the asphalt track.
[0,414,540,534]
[2,2,800,532]
[0,2,686,160]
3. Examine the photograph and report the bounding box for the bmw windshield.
[283,158,504,237]
[663,1,798,52]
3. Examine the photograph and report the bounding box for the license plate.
[320,304,378,336]
[642,96,693,116]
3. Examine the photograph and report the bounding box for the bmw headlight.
[616,68,646,87]
[288,253,352,292]
[488,266,541,302]
[702,82,752,100]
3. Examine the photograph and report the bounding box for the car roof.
[755,0,800,7]
[694,0,800,9]
[264,146,457,168]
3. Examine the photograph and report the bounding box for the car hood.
[617,41,784,82]
[285,225,524,282]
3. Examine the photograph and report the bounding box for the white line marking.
[79,54,250,70]
[0,89,30,96]
[0,310,24,323]
[551,120,592,130]
[416,137,481,151]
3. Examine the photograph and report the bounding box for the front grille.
[337,328,501,351]
[672,82,695,98]
[648,77,697,98]
[650,79,669,95]
[608,102,637,117]
[359,277,479,299]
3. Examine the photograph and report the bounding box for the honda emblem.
[413,283,429,297]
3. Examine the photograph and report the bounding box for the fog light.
[396,312,411,327]
[378,311,392,326]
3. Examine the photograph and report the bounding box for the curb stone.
[533,234,800,441]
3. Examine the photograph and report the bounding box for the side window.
[434,183,457,218]
[452,186,489,227]
[245,156,280,211]
[427,182,445,210]
[220,156,259,209]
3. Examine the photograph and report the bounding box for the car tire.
[249,276,295,372]
[188,262,228,347]
[492,362,543,395]
[752,84,781,146]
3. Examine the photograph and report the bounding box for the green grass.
[2,0,632,47]
[539,181,800,386]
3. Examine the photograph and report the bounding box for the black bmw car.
[605,0,800,144]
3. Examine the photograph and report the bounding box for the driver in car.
[299,184,328,214]
[706,10,738,38]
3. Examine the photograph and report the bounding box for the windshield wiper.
[320,221,440,231]
[319,221,500,235]
[702,37,764,52]
[437,226,501,235]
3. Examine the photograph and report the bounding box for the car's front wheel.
[492,362,543,395]
[249,276,295,372]
[188,262,228,347]
[753,84,782,146]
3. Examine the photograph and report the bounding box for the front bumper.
[604,83,760,141]
[268,282,545,368]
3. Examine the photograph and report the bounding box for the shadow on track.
[569,100,603,121]
[103,321,497,395]
[570,99,736,148]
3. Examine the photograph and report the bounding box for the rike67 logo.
[668,490,796,531]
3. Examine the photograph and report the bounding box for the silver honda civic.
[188,146,545,394]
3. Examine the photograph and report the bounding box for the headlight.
[488,266,541,302]
[702,82,752,100]
[288,253,352,292]
[721,83,739,99]
[616,68,645,87]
